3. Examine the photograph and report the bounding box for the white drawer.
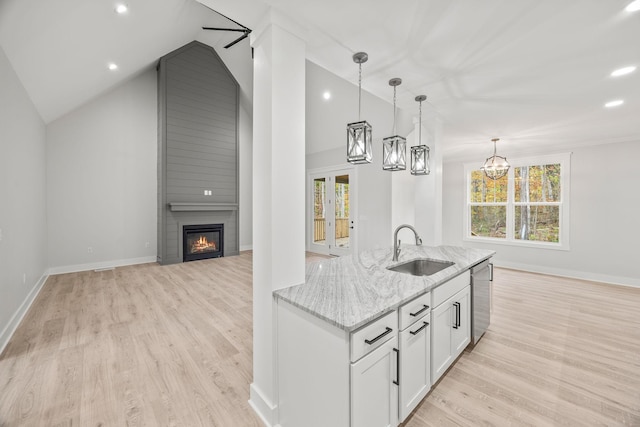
[399,292,431,331]
[350,310,397,362]
[432,270,470,308]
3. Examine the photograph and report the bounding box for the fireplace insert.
[183,224,223,262]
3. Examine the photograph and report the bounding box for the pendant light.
[347,52,373,164]
[382,78,406,171]
[410,95,430,175]
[481,138,510,180]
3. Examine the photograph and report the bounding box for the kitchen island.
[273,245,494,427]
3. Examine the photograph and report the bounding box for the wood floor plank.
[2,252,639,426]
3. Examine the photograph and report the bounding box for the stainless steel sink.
[387,258,454,276]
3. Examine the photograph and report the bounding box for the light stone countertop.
[273,245,495,332]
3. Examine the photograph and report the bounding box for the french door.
[309,167,356,256]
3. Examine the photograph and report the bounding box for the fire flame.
[190,235,217,253]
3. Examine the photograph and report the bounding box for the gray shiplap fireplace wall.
[157,41,239,265]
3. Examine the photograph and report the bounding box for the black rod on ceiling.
[201,5,252,49]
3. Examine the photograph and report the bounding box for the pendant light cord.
[358,63,362,121]
[392,86,397,135]
[418,99,422,144]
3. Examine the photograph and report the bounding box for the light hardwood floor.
[1,253,639,426]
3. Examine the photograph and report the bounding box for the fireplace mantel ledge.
[169,202,239,212]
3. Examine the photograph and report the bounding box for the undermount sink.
[387,258,455,277]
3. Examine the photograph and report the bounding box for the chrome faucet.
[393,224,422,262]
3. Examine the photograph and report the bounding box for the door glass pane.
[334,175,349,249]
[314,178,326,244]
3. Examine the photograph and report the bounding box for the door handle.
[393,348,399,386]
[452,302,460,329]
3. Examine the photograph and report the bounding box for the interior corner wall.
[46,68,158,272]
[0,46,48,351]
[442,140,640,287]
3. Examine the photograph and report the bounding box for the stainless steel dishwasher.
[470,259,492,345]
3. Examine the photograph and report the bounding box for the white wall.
[0,46,48,351]
[305,61,413,251]
[442,140,640,287]
[392,113,443,247]
[46,69,158,272]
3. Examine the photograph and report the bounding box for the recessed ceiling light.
[108,63,118,71]
[115,4,128,14]
[611,66,637,77]
[323,91,331,100]
[605,100,624,108]
[626,0,640,11]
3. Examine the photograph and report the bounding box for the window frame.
[464,152,571,250]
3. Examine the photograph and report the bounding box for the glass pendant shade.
[481,138,510,180]
[347,120,373,164]
[382,135,406,171]
[410,145,430,175]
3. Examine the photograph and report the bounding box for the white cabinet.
[398,317,430,421]
[431,284,470,383]
[398,292,431,422]
[275,269,473,427]
[351,337,399,427]
[451,287,470,355]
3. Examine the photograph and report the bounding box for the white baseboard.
[47,256,157,276]
[240,244,253,251]
[495,260,640,288]
[0,272,49,355]
[249,383,277,427]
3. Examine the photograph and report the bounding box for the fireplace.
[183,224,224,262]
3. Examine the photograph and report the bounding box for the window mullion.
[505,166,514,240]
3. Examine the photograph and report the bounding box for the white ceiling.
[1,0,639,160]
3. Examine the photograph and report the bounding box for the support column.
[249,9,306,426]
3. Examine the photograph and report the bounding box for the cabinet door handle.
[409,304,429,317]
[452,302,460,329]
[409,321,429,336]
[393,348,399,386]
[364,327,392,345]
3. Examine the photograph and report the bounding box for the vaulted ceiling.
[1,0,638,159]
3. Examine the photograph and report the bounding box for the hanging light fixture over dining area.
[481,138,510,180]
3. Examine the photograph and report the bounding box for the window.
[465,153,571,249]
